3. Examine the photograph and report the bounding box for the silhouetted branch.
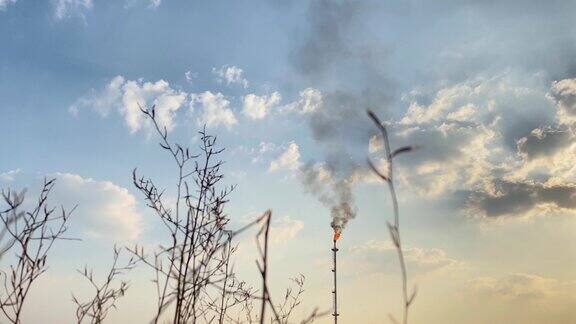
[255,210,280,324]
[72,246,137,324]
[0,189,26,259]
[277,274,305,322]
[129,105,262,324]
[367,109,417,324]
[0,178,76,324]
[128,105,324,324]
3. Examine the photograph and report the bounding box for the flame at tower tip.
[333,229,341,242]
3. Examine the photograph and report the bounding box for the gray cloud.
[517,128,573,160]
[386,76,576,219]
[469,180,576,218]
[287,0,576,222]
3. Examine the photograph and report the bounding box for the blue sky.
[2,1,576,323]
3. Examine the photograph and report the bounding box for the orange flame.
[333,230,341,241]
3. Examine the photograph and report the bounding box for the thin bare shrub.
[229,212,323,324]
[72,246,138,324]
[0,178,76,324]
[127,106,263,323]
[277,274,305,322]
[128,106,323,324]
[367,110,417,324]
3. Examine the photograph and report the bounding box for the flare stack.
[331,232,340,323]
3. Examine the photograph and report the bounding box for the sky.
[1,0,576,323]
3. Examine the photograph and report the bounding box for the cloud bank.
[51,173,143,241]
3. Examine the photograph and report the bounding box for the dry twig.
[0,179,76,324]
[367,110,417,324]
[127,106,261,324]
[72,246,137,324]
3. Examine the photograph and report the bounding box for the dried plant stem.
[367,110,417,324]
[0,179,76,324]
[255,210,280,324]
[218,234,233,324]
[126,105,324,324]
[72,246,137,324]
[128,105,271,324]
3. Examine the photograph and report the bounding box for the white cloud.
[212,65,249,88]
[270,216,304,244]
[368,135,383,154]
[148,0,161,8]
[191,91,237,129]
[249,142,278,163]
[269,142,301,172]
[283,88,322,114]
[511,128,576,183]
[0,169,21,182]
[184,70,197,84]
[70,75,125,117]
[259,141,277,154]
[70,75,188,134]
[400,83,486,125]
[299,88,322,113]
[53,0,93,20]
[398,123,498,198]
[383,73,576,220]
[242,92,281,120]
[0,0,16,11]
[446,103,477,122]
[390,74,552,199]
[348,240,461,276]
[549,78,576,126]
[122,79,186,133]
[467,273,576,303]
[52,173,142,241]
[123,0,161,9]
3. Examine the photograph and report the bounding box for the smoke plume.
[300,163,357,233]
[291,0,394,233]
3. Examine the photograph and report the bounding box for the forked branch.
[367,109,417,324]
[0,178,76,324]
[73,246,137,324]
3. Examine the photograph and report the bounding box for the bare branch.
[72,246,137,324]
[0,179,76,324]
[367,109,417,324]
